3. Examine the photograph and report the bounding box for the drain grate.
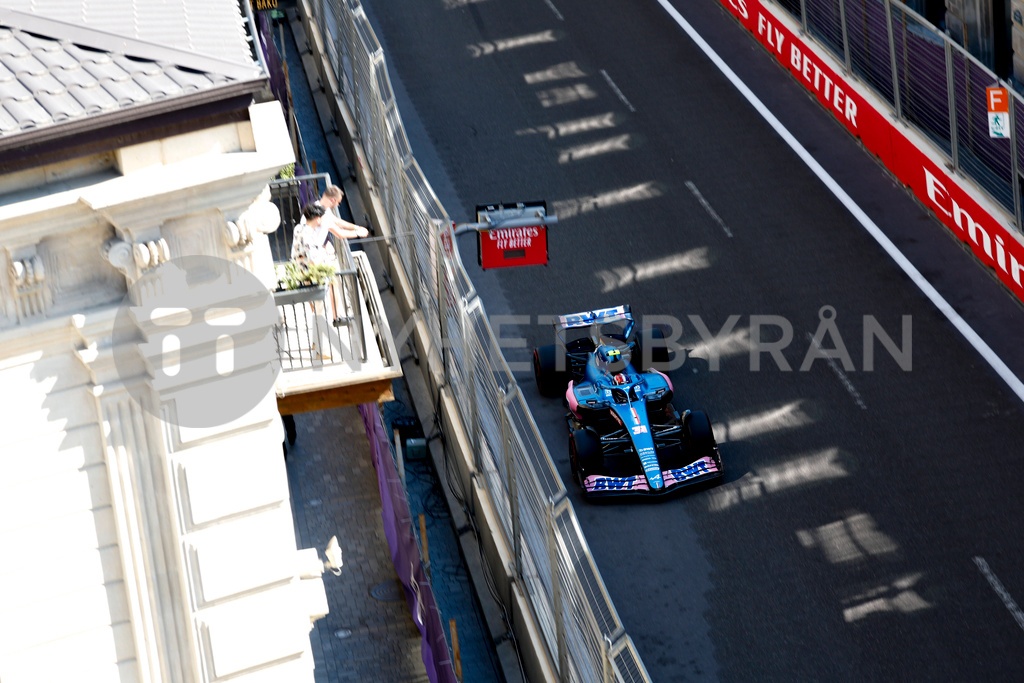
[369,579,405,602]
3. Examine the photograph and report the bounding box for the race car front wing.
[582,455,723,495]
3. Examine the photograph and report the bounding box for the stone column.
[75,320,197,683]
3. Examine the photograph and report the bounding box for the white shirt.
[291,220,336,266]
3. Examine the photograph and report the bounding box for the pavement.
[275,8,505,683]
[286,406,429,683]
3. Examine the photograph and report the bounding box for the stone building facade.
[0,4,331,681]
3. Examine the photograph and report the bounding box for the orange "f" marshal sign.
[986,87,1010,139]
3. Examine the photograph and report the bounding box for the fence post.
[799,0,808,34]
[838,0,851,75]
[501,386,521,580]
[884,0,902,121]
[603,635,612,683]
[548,501,567,681]
[945,41,960,171]
[1011,96,1022,230]
[405,205,423,317]
[463,302,482,474]
[436,225,449,382]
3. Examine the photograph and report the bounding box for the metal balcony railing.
[268,173,367,371]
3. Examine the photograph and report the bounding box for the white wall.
[0,101,326,683]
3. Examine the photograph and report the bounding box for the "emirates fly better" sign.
[476,202,550,270]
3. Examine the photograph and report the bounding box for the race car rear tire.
[685,410,716,456]
[570,428,602,485]
[533,345,566,397]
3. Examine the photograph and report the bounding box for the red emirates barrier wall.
[716,0,1024,304]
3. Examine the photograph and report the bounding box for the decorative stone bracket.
[223,188,281,251]
[133,239,171,271]
[103,238,170,274]
[8,252,48,322]
[103,237,171,302]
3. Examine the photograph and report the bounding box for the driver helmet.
[595,345,623,373]
[613,372,629,385]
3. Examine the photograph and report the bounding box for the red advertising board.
[892,130,1024,296]
[478,224,549,269]
[476,202,550,270]
[715,0,1024,303]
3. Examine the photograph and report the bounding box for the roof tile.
[51,65,94,88]
[128,69,183,99]
[2,52,48,77]
[3,96,51,128]
[3,0,257,66]
[14,30,62,53]
[166,66,215,92]
[68,82,118,114]
[104,77,150,106]
[80,56,130,83]
[0,6,264,142]
[36,90,83,120]
[1,77,33,101]
[0,106,18,132]
[31,44,79,71]
[17,71,65,95]
[114,54,161,77]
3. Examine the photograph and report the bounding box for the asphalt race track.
[359,0,1024,679]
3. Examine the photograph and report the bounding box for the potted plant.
[278,260,336,289]
[274,261,336,304]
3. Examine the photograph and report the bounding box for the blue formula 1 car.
[532,305,723,498]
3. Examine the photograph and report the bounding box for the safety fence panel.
[893,12,951,153]
[806,0,846,62]
[440,284,473,431]
[507,424,559,667]
[404,164,445,352]
[845,0,895,105]
[952,54,1016,210]
[506,391,564,503]
[467,304,514,538]
[554,506,624,682]
[610,637,651,683]
[324,0,357,116]
[772,0,1024,228]
[307,3,653,680]
[335,0,446,353]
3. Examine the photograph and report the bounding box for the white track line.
[655,0,1024,406]
[600,69,636,113]
[542,0,564,20]
[974,556,1024,633]
[686,180,734,237]
[806,332,867,410]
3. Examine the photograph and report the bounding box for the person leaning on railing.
[291,188,368,260]
[315,184,369,240]
[291,202,335,265]
[290,201,362,358]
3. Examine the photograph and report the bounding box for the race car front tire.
[684,410,716,457]
[570,428,602,486]
[533,345,566,397]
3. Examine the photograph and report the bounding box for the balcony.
[269,176,402,413]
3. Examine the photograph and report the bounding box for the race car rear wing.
[555,304,633,330]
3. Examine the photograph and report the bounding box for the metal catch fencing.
[774,0,1024,229]
[306,0,652,680]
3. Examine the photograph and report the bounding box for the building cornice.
[0,102,294,244]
